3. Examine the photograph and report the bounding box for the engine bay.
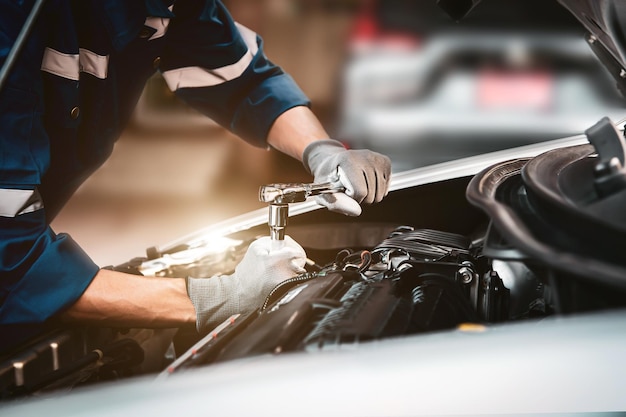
[2,135,626,399]
[163,225,515,374]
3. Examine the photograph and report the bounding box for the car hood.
[558,0,626,69]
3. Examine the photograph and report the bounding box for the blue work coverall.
[0,0,309,351]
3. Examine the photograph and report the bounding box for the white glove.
[186,236,306,333]
[303,139,391,216]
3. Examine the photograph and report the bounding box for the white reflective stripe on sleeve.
[41,48,80,81]
[0,189,44,217]
[234,22,259,56]
[42,48,109,80]
[79,48,109,79]
[161,23,259,90]
[145,4,173,40]
[145,16,171,40]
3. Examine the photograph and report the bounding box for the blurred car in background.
[338,0,626,171]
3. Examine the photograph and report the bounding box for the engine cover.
[164,228,510,374]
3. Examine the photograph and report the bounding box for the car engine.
[161,226,517,373]
[2,118,626,399]
[0,121,626,399]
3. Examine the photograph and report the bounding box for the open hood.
[558,0,626,95]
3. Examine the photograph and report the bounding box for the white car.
[2,0,626,415]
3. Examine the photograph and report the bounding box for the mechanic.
[0,0,391,352]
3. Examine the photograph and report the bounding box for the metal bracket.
[584,117,626,196]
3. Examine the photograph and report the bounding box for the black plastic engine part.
[468,151,626,290]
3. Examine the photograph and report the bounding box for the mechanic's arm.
[60,235,307,334]
[162,2,391,215]
[266,105,328,161]
[58,269,196,328]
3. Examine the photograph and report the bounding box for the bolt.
[458,267,474,284]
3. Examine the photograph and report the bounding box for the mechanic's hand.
[303,139,391,216]
[186,236,306,333]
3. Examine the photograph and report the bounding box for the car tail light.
[348,4,421,54]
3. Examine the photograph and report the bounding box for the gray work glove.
[186,236,306,334]
[303,139,392,216]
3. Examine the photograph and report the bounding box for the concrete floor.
[51,126,311,267]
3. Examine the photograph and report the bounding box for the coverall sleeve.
[0,1,99,343]
[159,0,311,147]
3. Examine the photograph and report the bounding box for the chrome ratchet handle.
[259,182,345,204]
[260,181,345,251]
